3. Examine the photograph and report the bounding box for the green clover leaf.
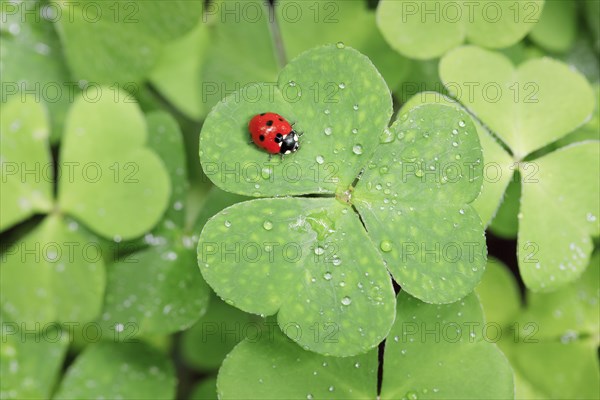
[1,91,171,327]
[528,0,576,53]
[200,45,392,197]
[440,45,599,291]
[399,91,514,227]
[1,214,106,326]
[181,294,258,371]
[98,112,210,338]
[199,197,396,356]
[198,45,485,356]
[376,0,544,60]
[439,45,595,158]
[215,293,513,399]
[476,256,599,399]
[0,98,53,232]
[57,90,171,240]
[0,0,73,142]
[54,342,176,399]
[380,292,513,399]
[54,0,202,83]
[0,320,69,400]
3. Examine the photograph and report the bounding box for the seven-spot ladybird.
[248,112,300,156]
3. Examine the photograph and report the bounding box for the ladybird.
[248,112,300,156]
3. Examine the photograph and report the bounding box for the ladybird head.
[279,132,299,155]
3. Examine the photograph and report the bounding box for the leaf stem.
[267,1,287,69]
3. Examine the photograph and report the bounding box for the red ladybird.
[248,112,300,156]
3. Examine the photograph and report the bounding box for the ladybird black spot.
[259,135,265,141]
[266,120,273,126]
[260,113,266,116]
[279,118,283,121]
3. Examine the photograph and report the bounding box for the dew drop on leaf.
[353,104,359,111]
[336,41,345,48]
[339,83,346,89]
[458,120,466,127]
[263,220,273,231]
[323,272,332,280]
[224,220,231,228]
[316,155,324,164]
[406,390,419,400]
[314,246,325,255]
[341,296,352,306]
[380,240,393,252]
[324,127,332,135]
[352,145,363,155]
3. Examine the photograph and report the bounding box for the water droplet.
[307,395,313,400]
[455,154,461,160]
[380,128,395,143]
[324,127,332,135]
[415,169,423,177]
[380,166,389,174]
[353,104,359,111]
[397,131,405,140]
[289,81,296,87]
[329,386,335,392]
[459,209,465,215]
[263,220,273,230]
[324,109,331,115]
[224,220,231,228]
[452,141,458,147]
[336,41,345,48]
[324,272,332,280]
[352,145,363,155]
[333,258,342,266]
[341,296,352,306]
[406,390,419,400]
[458,120,466,127]
[316,155,325,164]
[339,83,346,89]
[354,362,360,368]
[452,129,458,135]
[314,246,325,255]
[586,213,597,222]
[380,240,393,252]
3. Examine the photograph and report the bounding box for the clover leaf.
[189,377,218,400]
[216,293,513,399]
[0,320,69,400]
[98,112,210,337]
[1,214,106,326]
[200,45,392,197]
[54,342,176,399]
[0,0,73,142]
[181,294,258,371]
[198,45,485,356]
[440,45,595,158]
[476,256,599,399]
[1,91,171,327]
[57,90,171,240]
[54,0,202,83]
[376,0,544,60]
[0,98,53,232]
[529,0,576,53]
[275,0,409,91]
[440,45,598,291]
[399,91,514,227]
